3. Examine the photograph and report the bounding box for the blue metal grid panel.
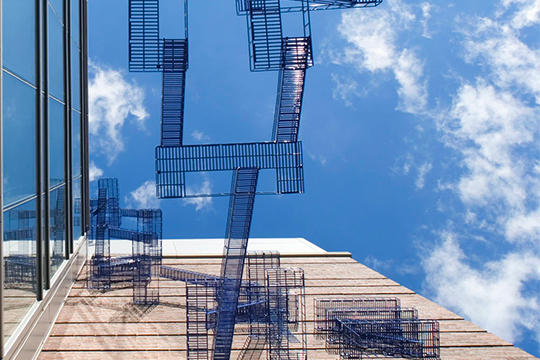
[336,319,440,359]
[132,231,160,305]
[97,178,121,228]
[212,168,259,360]
[161,266,221,283]
[314,298,402,339]
[272,38,311,143]
[238,0,382,14]
[155,142,304,198]
[129,0,161,71]
[161,39,188,147]
[186,280,218,360]
[247,0,283,71]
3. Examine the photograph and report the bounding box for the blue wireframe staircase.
[213,167,259,360]
[238,0,382,14]
[129,0,161,72]
[248,0,284,71]
[273,37,311,142]
[161,39,188,147]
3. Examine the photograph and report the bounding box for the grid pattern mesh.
[155,142,304,198]
[129,0,161,71]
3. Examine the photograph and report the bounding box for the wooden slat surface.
[39,255,538,360]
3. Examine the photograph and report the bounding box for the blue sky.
[87,0,540,356]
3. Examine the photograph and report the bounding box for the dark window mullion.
[64,0,72,256]
[42,0,51,289]
[81,0,90,235]
[35,0,44,301]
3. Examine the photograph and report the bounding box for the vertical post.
[0,0,4,354]
[64,0,73,256]
[81,0,90,235]
[35,0,44,301]
[42,0,50,289]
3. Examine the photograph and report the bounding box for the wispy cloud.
[88,62,149,164]
[308,153,327,166]
[422,231,540,344]
[184,179,213,211]
[415,161,433,190]
[333,0,540,346]
[420,2,434,38]
[125,180,160,209]
[421,0,540,345]
[191,130,210,142]
[331,73,359,107]
[89,161,103,182]
[334,0,427,114]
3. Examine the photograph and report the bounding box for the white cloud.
[442,82,536,210]
[363,255,392,272]
[395,50,428,114]
[308,153,327,166]
[335,1,427,114]
[191,130,210,142]
[418,1,540,346]
[415,161,432,190]
[420,2,434,38]
[125,180,160,209]
[88,62,149,164]
[89,161,103,182]
[331,73,359,107]
[422,232,540,344]
[332,0,540,346]
[184,179,213,211]
[501,0,540,29]
[462,17,540,103]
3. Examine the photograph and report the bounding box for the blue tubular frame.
[129,0,161,71]
[247,0,284,71]
[212,167,259,360]
[161,39,188,147]
[155,142,304,198]
[273,37,311,142]
[314,297,441,359]
[237,0,382,14]
[87,179,163,304]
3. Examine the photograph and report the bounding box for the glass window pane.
[49,7,64,101]
[50,185,66,278]
[71,0,79,46]
[49,99,65,187]
[3,74,36,206]
[49,0,64,20]
[3,0,36,83]
[71,44,80,111]
[72,110,81,177]
[3,199,39,343]
[73,177,82,238]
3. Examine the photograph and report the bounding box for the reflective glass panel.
[49,99,65,187]
[50,185,66,278]
[3,199,38,343]
[49,0,64,20]
[71,44,80,111]
[71,0,79,46]
[72,177,82,238]
[3,73,36,206]
[49,5,65,101]
[72,110,81,177]
[3,0,36,83]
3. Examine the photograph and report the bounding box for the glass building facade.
[1,0,89,357]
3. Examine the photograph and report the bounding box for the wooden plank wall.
[38,255,539,360]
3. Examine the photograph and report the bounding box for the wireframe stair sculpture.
[213,167,259,359]
[121,0,438,360]
[314,298,441,359]
[87,178,163,305]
